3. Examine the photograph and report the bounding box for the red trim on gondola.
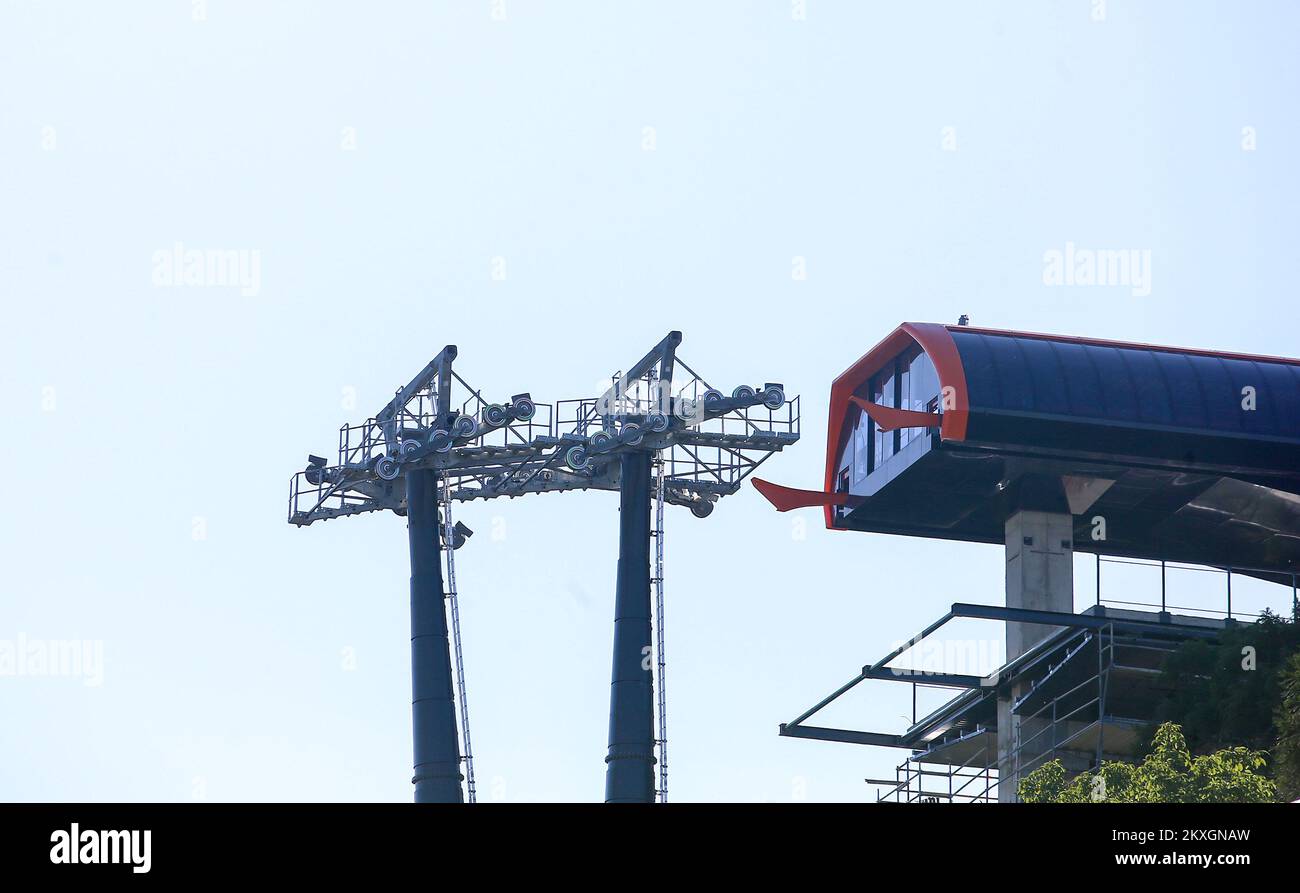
[822,322,970,528]
[768,321,1299,531]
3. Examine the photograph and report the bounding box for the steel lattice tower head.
[288,332,800,802]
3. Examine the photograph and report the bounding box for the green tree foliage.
[1275,651,1300,801]
[1018,722,1276,803]
[1150,610,1299,756]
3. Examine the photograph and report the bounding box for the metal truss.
[778,601,1222,750]
[288,332,800,526]
[780,601,1241,803]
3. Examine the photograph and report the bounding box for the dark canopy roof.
[952,328,1300,446]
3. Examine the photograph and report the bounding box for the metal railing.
[1013,633,1113,779]
[1092,554,1300,621]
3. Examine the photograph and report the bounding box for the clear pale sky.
[2,2,1297,802]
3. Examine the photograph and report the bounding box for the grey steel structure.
[780,556,1297,802]
[289,332,799,802]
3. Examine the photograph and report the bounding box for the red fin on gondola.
[751,478,849,512]
[848,396,941,432]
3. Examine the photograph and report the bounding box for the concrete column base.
[997,510,1074,802]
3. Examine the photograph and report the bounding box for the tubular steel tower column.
[604,451,656,803]
[290,333,798,802]
[406,468,464,803]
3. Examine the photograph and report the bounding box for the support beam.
[862,667,988,689]
[605,451,657,803]
[866,610,958,674]
[406,469,464,803]
[378,345,457,447]
[597,331,682,424]
[785,673,867,728]
[778,724,909,748]
[949,602,1221,639]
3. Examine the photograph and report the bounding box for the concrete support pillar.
[997,509,1074,802]
[1004,510,1075,657]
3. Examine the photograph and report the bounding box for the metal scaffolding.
[871,748,998,804]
